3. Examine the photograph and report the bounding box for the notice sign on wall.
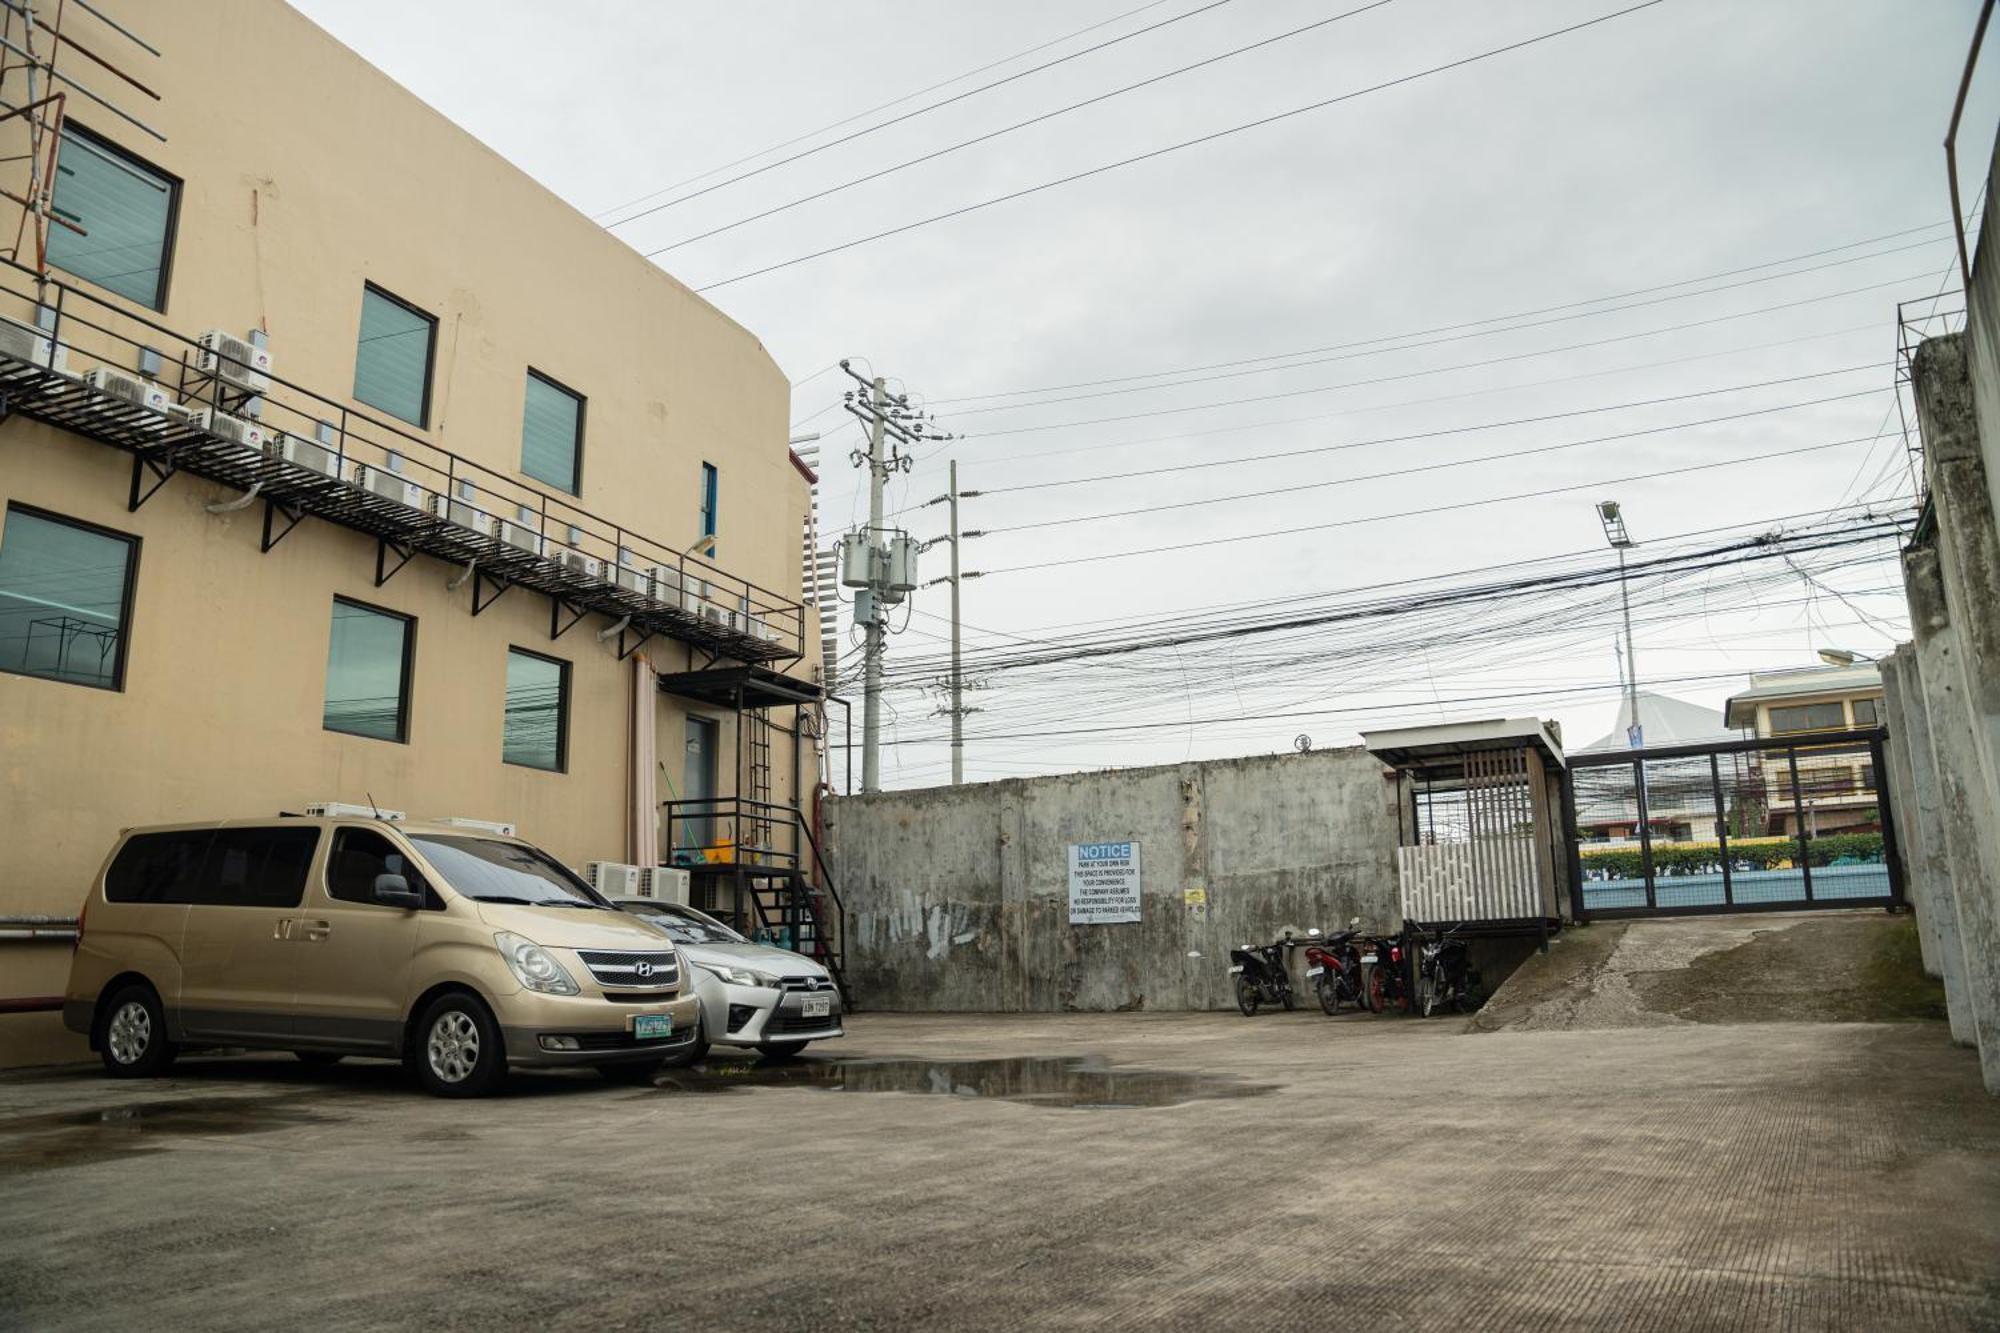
[1067,840,1142,924]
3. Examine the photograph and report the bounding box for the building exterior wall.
[822,748,1401,1012]
[0,2,818,1064]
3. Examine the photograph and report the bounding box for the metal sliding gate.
[1564,730,1905,920]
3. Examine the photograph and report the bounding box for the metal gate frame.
[1565,728,1906,923]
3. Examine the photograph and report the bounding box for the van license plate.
[633,1014,673,1039]
[802,995,831,1019]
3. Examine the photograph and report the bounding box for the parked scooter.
[1228,930,1303,1015]
[1303,917,1367,1015]
[1358,932,1410,1014]
[1414,924,1480,1018]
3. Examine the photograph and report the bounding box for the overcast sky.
[295,0,1997,788]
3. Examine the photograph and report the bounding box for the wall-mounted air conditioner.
[611,559,652,598]
[586,861,642,897]
[497,518,542,556]
[195,329,272,393]
[637,866,690,904]
[647,566,684,609]
[434,492,497,538]
[549,546,604,580]
[0,314,65,374]
[353,463,429,511]
[81,366,170,413]
[701,604,734,631]
[269,432,341,479]
[189,406,266,451]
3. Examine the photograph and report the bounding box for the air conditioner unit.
[647,566,683,609]
[434,493,497,538]
[81,366,169,413]
[497,518,542,556]
[435,816,518,837]
[637,866,690,904]
[0,314,65,373]
[353,463,429,511]
[611,560,652,598]
[549,546,604,580]
[190,406,266,451]
[303,801,405,821]
[195,329,272,393]
[586,861,642,897]
[269,432,341,478]
[749,615,785,645]
[702,604,734,629]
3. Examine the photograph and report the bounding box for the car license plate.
[1306,965,1326,977]
[632,1014,673,1039]
[802,995,831,1019]
[1360,954,1378,964]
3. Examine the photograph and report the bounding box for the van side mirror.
[374,873,422,910]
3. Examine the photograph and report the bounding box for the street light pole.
[1598,500,1641,748]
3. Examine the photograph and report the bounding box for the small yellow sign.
[1183,887,1207,908]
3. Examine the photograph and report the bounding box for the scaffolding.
[0,0,162,278]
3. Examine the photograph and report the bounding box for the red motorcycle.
[1359,933,1411,1013]
[1302,919,1367,1014]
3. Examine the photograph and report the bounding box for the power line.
[644,0,1400,256]
[694,1,1669,292]
[608,0,1245,231]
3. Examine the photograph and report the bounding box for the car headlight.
[496,932,579,995]
[699,962,777,988]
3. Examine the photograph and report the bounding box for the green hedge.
[1578,832,1884,879]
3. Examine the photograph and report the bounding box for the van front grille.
[575,949,680,990]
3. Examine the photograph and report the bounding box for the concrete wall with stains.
[824,747,1401,1011]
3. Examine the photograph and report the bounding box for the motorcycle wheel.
[1280,984,1297,1012]
[1234,975,1260,1017]
[1418,973,1440,1019]
[1316,977,1341,1016]
[1363,968,1382,1013]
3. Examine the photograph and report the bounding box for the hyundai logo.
[634,960,655,979]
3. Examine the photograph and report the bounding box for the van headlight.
[496,932,579,995]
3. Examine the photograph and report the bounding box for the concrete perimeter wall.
[1878,133,2000,1094]
[823,747,1401,1012]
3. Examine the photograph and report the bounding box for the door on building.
[684,715,719,856]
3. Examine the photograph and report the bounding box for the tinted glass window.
[324,598,412,742]
[521,372,583,494]
[0,506,136,690]
[327,828,429,906]
[192,828,318,908]
[105,830,211,903]
[45,125,177,309]
[503,648,567,771]
[1768,702,1846,735]
[1851,697,1879,727]
[699,462,718,539]
[405,835,607,908]
[352,285,435,426]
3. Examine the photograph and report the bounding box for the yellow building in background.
[0,1,828,1064]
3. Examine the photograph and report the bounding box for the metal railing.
[663,795,848,979]
[0,255,805,662]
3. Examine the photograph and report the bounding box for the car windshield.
[619,903,746,945]
[405,835,609,908]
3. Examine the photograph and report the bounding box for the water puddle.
[0,1095,334,1172]
[652,1054,1274,1109]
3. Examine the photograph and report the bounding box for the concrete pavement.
[1,1003,1995,1330]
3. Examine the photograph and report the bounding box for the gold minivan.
[63,815,698,1096]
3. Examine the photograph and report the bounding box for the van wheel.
[97,982,176,1078]
[412,993,507,1098]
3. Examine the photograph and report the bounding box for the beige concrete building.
[1724,664,1887,837]
[0,2,828,1064]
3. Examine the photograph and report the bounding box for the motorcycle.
[1228,930,1302,1016]
[1415,925,1480,1018]
[1303,917,1367,1015]
[1359,932,1411,1014]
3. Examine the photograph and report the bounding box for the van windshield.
[405,835,609,909]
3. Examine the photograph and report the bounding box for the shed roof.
[1360,717,1565,771]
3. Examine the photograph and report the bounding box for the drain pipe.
[597,614,631,643]
[205,482,263,514]
[447,557,476,592]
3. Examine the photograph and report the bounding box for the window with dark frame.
[327,827,431,906]
[520,370,584,494]
[503,647,568,772]
[44,123,180,310]
[352,284,437,427]
[323,597,414,743]
[0,503,138,691]
[1851,697,1879,727]
[1767,701,1847,735]
[699,462,718,547]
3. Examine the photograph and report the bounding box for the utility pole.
[921,464,983,784]
[837,360,950,794]
[1597,499,1640,748]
